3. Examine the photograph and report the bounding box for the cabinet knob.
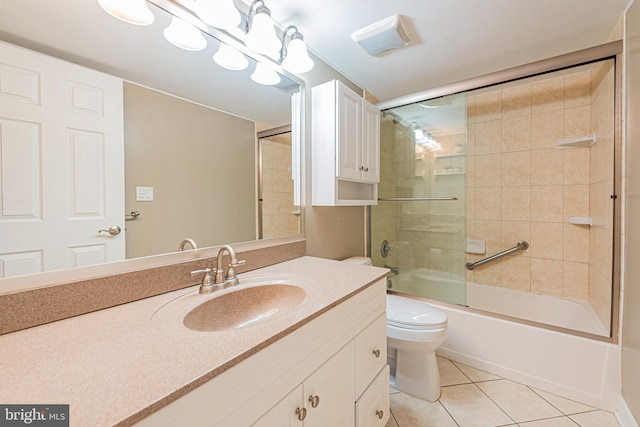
[308,394,320,408]
[295,407,307,421]
[376,409,384,419]
[372,348,381,358]
[364,167,369,172]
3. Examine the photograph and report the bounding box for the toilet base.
[390,348,441,402]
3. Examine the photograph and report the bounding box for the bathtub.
[388,268,621,410]
[389,267,608,335]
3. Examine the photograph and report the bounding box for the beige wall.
[623,0,640,420]
[464,65,614,327]
[302,54,366,260]
[124,82,256,259]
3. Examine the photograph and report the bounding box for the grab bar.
[465,241,529,270]
[378,197,458,202]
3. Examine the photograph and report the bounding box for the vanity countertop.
[0,256,388,426]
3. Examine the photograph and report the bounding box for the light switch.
[136,186,154,202]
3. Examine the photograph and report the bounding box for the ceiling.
[269,0,628,103]
[0,0,629,121]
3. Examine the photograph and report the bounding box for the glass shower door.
[370,92,467,306]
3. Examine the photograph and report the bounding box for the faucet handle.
[191,268,214,286]
[230,259,246,268]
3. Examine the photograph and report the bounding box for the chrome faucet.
[190,245,246,294]
[178,238,198,251]
[214,245,245,287]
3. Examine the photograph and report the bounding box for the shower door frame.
[368,40,623,344]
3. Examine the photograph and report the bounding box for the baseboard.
[617,396,640,427]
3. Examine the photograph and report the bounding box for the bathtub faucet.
[384,264,399,275]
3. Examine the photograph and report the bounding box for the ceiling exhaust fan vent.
[351,15,413,57]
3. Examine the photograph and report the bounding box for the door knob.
[98,226,122,236]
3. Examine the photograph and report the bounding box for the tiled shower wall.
[465,61,614,327]
[260,134,299,239]
[373,117,467,280]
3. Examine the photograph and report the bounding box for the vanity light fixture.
[97,0,154,26]
[193,0,241,31]
[163,16,207,51]
[213,43,249,71]
[280,26,314,74]
[245,0,281,58]
[251,62,281,86]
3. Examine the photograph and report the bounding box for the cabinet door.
[355,313,387,397]
[251,385,304,427]
[361,100,380,183]
[356,365,390,427]
[336,83,362,181]
[304,342,355,427]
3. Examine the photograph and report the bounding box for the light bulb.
[97,0,154,26]
[194,0,241,30]
[245,10,281,57]
[163,17,207,51]
[213,44,249,71]
[282,37,314,74]
[251,63,281,86]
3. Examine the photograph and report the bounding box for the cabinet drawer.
[356,365,390,427]
[354,312,387,397]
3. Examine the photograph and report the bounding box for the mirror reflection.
[0,0,302,279]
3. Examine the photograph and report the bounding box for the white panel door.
[0,41,124,278]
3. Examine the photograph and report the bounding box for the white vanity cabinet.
[252,342,355,426]
[135,278,388,427]
[312,79,380,206]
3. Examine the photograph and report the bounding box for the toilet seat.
[387,294,447,330]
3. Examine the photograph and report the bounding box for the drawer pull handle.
[295,407,307,421]
[376,409,384,419]
[372,348,381,358]
[308,394,320,408]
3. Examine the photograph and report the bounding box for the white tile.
[390,392,457,427]
[438,356,471,386]
[532,388,595,415]
[519,416,581,426]
[452,361,502,382]
[569,410,620,427]
[385,411,400,427]
[476,380,562,423]
[439,384,513,427]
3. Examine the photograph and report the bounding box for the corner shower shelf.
[569,216,593,226]
[434,153,465,159]
[434,169,466,176]
[556,133,596,149]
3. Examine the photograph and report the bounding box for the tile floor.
[385,356,621,427]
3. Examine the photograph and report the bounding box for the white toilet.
[343,257,448,401]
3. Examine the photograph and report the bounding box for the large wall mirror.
[0,0,304,288]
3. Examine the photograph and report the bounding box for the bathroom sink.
[182,284,307,332]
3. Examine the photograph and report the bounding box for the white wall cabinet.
[312,79,380,206]
[135,279,389,427]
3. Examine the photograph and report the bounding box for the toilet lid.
[387,294,448,329]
